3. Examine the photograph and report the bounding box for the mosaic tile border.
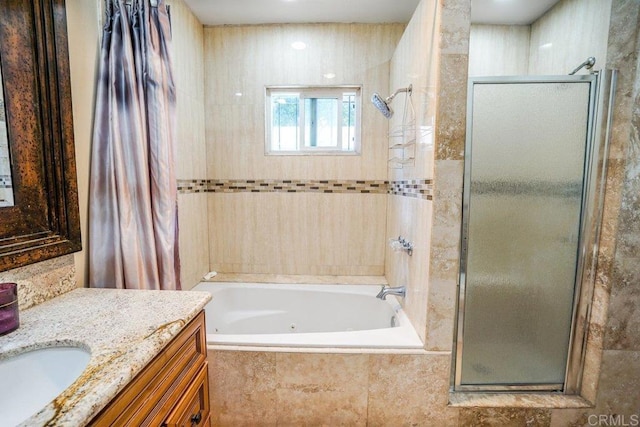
[389,179,433,200]
[177,179,433,199]
[177,179,208,193]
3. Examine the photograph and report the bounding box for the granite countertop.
[0,288,211,426]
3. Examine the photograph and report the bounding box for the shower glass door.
[455,76,598,390]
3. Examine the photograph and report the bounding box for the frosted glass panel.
[460,81,591,386]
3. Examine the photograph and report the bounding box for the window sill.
[266,151,360,156]
[449,392,593,409]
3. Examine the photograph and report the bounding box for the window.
[265,86,361,154]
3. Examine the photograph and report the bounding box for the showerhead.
[371,84,412,119]
[372,93,393,118]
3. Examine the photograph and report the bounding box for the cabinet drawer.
[163,363,210,427]
[91,311,207,426]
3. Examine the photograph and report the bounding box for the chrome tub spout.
[376,285,406,300]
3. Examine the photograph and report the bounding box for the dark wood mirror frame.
[0,0,81,271]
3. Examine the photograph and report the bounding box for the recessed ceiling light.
[291,41,307,50]
[323,72,336,79]
[539,43,553,49]
[234,92,243,97]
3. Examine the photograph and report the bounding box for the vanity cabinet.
[90,311,210,426]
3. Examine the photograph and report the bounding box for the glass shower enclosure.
[454,72,615,392]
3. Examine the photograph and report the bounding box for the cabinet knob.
[191,412,202,425]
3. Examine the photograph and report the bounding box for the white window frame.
[265,85,362,155]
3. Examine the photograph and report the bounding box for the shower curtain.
[89,0,180,290]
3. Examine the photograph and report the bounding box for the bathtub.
[192,282,423,349]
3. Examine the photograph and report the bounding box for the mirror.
[0,0,81,271]
[0,65,13,207]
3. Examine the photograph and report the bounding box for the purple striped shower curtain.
[89,0,180,290]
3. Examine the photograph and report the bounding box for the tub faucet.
[376,285,406,300]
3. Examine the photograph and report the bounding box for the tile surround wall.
[424,0,470,356]
[208,349,457,426]
[385,0,440,344]
[468,25,530,76]
[204,23,404,181]
[206,11,640,418]
[469,0,611,78]
[208,192,387,275]
[203,24,405,275]
[529,0,611,75]
[66,0,101,286]
[169,0,210,290]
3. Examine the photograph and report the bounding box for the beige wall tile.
[170,0,207,180]
[425,278,457,351]
[204,23,404,181]
[367,353,458,425]
[468,25,530,76]
[385,195,433,343]
[385,0,440,345]
[208,350,277,427]
[178,193,210,289]
[602,0,640,355]
[425,159,463,350]
[549,409,592,427]
[66,0,101,287]
[529,0,611,75]
[208,192,386,275]
[434,54,468,161]
[203,23,402,275]
[275,353,369,425]
[549,350,640,426]
[439,0,471,56]
[582,0,640,401]
[166,0,211,288]
[389,0,439,182]
[207,273,387,285]
[592,350,640,417]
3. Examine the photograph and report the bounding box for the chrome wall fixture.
[390,236,413,256]
[569,57,596,75]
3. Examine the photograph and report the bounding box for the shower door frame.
[452,72,616,393]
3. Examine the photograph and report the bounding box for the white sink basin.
[0,346,91,426]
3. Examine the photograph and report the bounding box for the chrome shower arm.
[386,84,413,103]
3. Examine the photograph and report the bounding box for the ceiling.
[183,0,563,26]
[471,0,561,25]
[183,0,421,26]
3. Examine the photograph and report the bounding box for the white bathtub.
[192,282,424,349]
